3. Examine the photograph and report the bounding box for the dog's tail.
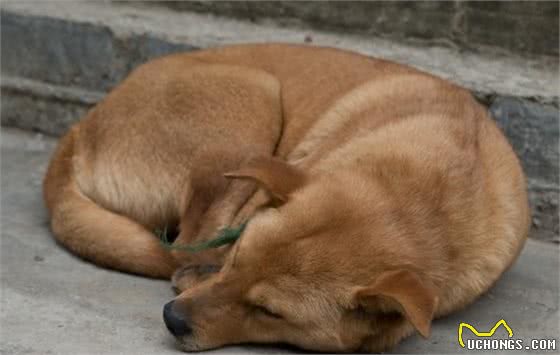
[43,128,177,279]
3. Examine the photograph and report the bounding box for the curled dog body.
[43,44,530,352]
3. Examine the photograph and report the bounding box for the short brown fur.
[43,44,529,352]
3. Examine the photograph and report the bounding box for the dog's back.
[44,44,425,275]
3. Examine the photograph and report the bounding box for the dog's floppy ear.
[354,270,438,338]
[224,157,306,203]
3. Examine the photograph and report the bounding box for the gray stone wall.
[489,98,559,243]
[148,1,559,57]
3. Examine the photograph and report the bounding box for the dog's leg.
[44,129,178,279]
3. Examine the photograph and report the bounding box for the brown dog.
[43,44,530,352]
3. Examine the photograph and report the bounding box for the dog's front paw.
[171,264,221,293]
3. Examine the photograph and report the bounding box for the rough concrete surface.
[1,1,557,101]
[152,1,559,57]
[1,128,559,354]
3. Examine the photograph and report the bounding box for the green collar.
[157,222,247,253]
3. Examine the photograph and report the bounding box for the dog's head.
[164,159,439,352]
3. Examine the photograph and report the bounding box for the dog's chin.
[176,335,208,352]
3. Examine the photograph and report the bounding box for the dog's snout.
[163,301,192,337]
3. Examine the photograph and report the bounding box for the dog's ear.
[224,157,306,204]
[353,270,438,338]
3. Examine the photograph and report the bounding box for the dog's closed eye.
[254,304,283,319]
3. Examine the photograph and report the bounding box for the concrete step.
[1,2,557,103]
[147,1,559,58]
[1,128,558,354]
[0,1,558,242]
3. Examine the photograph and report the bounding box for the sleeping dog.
[43,44,529,352]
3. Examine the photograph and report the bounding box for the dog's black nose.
[163,301,192,337]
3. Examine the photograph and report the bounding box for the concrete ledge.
[0,1,558,242]
[148,1,559,58]
[1,76,104,135]
[1,1,557,102]
[2,76,105,105]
